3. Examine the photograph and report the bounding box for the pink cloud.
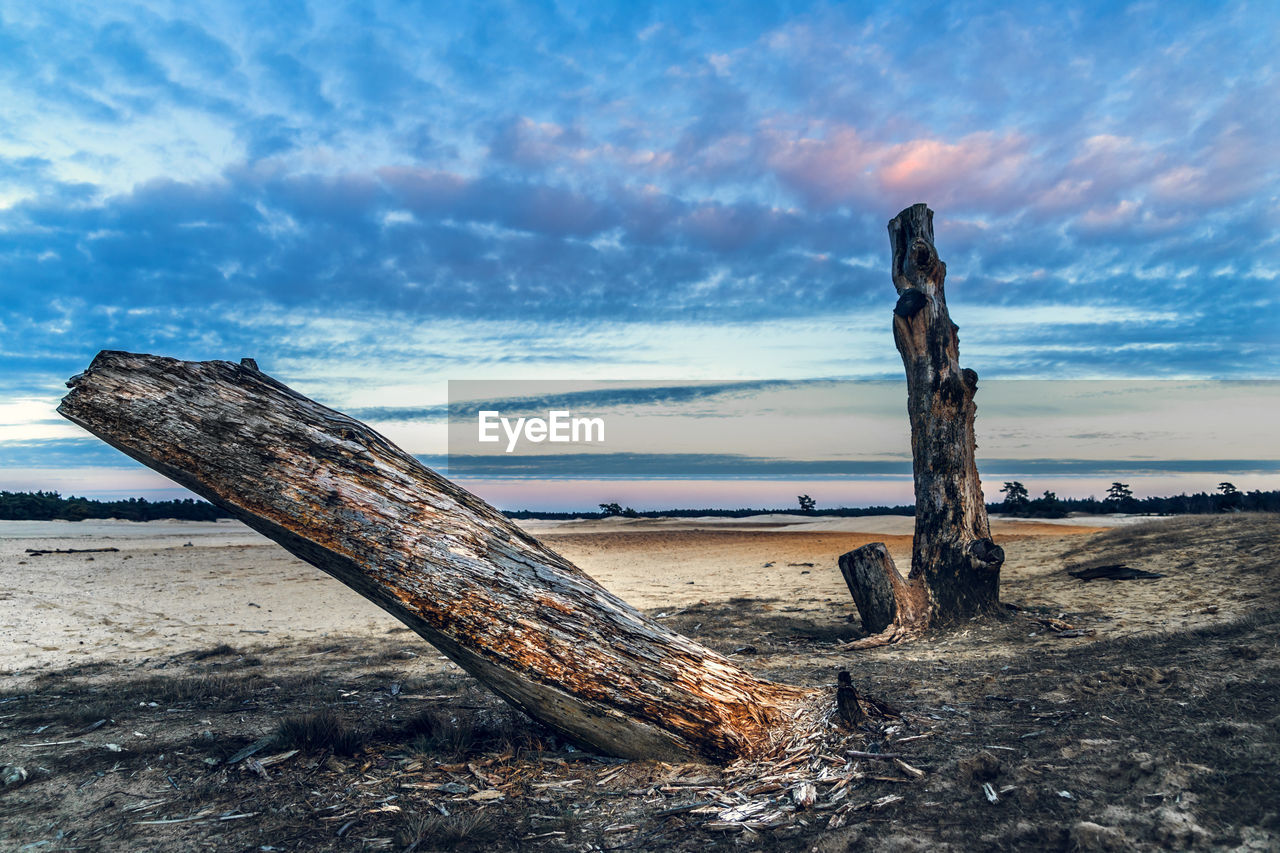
[1073,198,1185,237]
[1050,135,1160,205]
[877,132,1030,206]
[763,124,1031,211]
[1031,177,1096,213]
[1148,123,1271,209]
[763,125,880,206]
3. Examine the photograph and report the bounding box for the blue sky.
[1,1,1277,505]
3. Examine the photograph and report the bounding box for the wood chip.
[893,758,925,779]
[257,750,299,768]
[791,782,817,808]
[869,794,903,811]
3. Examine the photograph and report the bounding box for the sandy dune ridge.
[0,514,1158,676]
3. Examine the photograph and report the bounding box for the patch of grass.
[133,674,240,703]
[396,810,501,849]
[3,697,119,732]
[29,660,112,685]
[402,708,545,760]
[406,710,481,760]
[275,709,364,756]
[62,700,119,728]
[188,643,238,661]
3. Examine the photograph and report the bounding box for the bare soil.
[1,514,1277,851]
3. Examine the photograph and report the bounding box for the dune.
[0,513,1165,674]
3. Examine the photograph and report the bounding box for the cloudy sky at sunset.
[1,1,1276,506]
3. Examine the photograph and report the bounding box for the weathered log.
[58,351,811,762]
[844,204,1004,642]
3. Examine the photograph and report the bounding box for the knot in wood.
[967,538,1005,571]
[894,289,929,319]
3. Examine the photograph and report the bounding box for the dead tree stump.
[841,204,1004,645]
[838,544,899,634]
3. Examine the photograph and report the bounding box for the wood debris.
[665,691,926,831]
[1028,615,1098,638]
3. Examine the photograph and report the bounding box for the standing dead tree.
[839,204,1004,646]
[59,351,814,763]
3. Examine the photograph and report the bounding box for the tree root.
[839,618,927,650]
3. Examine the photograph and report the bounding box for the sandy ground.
[1,513,1277,852]
[2,513,1158,677]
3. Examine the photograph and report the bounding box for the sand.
[0,513,1165,677]
[2,513,1276,852]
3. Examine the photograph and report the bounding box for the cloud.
[764,125,1033,211]
[1,0,1278,485]
[0,438,139,469]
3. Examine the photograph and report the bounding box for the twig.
[893,758,925,779]
[654,799,719,817]
[894,731,934,744]
[25,547,119,556]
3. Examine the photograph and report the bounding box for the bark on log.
[58,351,810,762]
[843,204,1004,641]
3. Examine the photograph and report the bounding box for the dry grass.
[395,810,503,849]
[186,643,238,661]
[275,709,364,756]
[1059,512,1279,568]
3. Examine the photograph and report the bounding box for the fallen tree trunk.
[59,351,810,762]
[841,204,1004,645]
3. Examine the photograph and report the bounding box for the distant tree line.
[505,504,920,520]
[509,483,1280,520]
[3,485,1277,523]
[0,490,231,522]
[993,481,1277,518]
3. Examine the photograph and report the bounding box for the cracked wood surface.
[59,351,810,762]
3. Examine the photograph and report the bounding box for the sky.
[1,1,1277,507]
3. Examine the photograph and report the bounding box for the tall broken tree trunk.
[59,351,811,762]
[840,204,1004,645]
